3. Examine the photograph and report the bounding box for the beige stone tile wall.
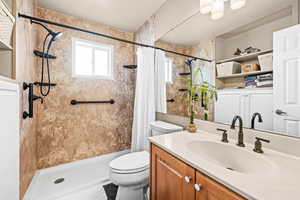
[35,8,135,169]
[155,40,191,118]
[190,40,215,121]
[15,0,39,198]
[155,40,215,121]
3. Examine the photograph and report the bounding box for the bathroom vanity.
[150,144,244,200]
[149,131,300,200]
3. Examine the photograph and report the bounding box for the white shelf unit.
[217,70,273,79]
[216,49,273,64]
[0,0,14,51]
[214,7,294,88]
[0,0,15,78]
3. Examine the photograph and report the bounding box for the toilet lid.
[150,121,183,133]
[110,151,149,173]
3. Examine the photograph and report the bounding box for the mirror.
[154,0,300,138]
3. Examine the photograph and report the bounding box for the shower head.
[31,20,63,41]
[52,32,63,41]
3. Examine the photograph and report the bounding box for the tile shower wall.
[190,40,215,121]
[155,40,215,121]
[155,40,191,118]
[16,0,39,198]
[36,8,135,169]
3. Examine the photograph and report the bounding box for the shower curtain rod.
[18,13,212,63]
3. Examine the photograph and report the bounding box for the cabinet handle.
[194,184,202,192]
[184,176,192,183]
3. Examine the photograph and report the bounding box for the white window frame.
[72,37,114,80]
[165,57,173,84]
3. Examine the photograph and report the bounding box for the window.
[72,38,113,79]
[165,57,173,83]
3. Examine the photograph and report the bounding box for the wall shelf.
[216,49,273,64]
[217,70,273,79]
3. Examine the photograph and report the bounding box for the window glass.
[73,38,113,79]
[165,58,173,83]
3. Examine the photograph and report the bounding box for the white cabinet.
[249,92,273,131]
[0,80,19,200]
[215,92,241,125]
[215,89,273,132]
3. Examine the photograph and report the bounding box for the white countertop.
[149,130,300,200]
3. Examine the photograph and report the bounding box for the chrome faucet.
[251,112,263,129]
[230,115,245,147]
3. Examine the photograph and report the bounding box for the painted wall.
[35,7,135,169]
[15,0,39,198]
[219,15,295,60]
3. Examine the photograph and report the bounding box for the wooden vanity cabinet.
[151,144,195,200]
[151,144,245,200]
[195,171,245,200]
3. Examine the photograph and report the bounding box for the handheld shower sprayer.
[31,20,63,97]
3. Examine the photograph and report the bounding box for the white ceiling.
[160,0,298,45]
[37,0,167,32]
[154,0,201,40]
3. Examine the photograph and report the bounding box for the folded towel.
[257,73,273,79]
[245,80,257,87]
[256,80,273,87]
[244,75,257,81]
[256,84,273,88]
[257,77,273,81]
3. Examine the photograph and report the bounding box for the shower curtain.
[131,47,156,152]
[154,50,167,114]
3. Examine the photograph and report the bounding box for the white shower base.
[23,150,129,200]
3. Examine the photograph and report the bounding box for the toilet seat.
[110,151,149,174]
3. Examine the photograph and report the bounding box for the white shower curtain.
[131,47,156,152]
[154,50,167,114]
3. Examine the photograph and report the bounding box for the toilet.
[109,121,183,200]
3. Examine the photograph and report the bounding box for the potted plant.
[182,66,217,133]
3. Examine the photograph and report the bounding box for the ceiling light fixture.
[200,0,247,20]
[211,0,224,20]
[200,0,213,14]
[230,0,246,10]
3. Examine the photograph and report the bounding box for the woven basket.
[0,1,14,47]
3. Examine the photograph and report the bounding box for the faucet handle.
[217,128,228,143]
[253,137,270,154]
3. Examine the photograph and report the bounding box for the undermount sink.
[187,141,275,175]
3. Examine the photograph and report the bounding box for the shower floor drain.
[54,178,65,184]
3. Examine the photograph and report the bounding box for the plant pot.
[187,123,197,133]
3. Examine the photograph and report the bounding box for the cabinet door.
[215,93,241,125]
[151,144,195,200]
[249,92,273,132]
[195,171,245,200]
[0,81,19,200]
[240,94,250,128]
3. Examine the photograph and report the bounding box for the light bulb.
[211,0,224,20]
[230,0,246,10]
[200,0,213,14]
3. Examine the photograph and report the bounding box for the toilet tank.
[150,121,183,136]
